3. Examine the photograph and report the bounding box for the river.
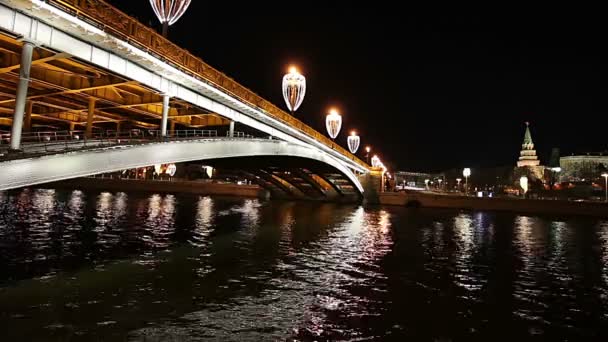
[1,188,607,341]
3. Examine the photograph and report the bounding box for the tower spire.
[517,121,540,167]
[522,121,534,149]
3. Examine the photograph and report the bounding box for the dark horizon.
[106,1,608,172]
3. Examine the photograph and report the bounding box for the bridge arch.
[0,139,365,194]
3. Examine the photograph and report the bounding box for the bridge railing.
[0,129,222,157]
[227,131,255,139]
[43,0,369,170]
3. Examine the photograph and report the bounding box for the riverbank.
[49,177,269,199]
[380,191,608,217]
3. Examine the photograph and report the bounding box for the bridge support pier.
[161,94,170,137]
[229,120,235,138]
[359,167,385,204]
[86,97,95,138]
[9,40,34,150]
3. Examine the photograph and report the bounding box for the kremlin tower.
[517,122,541,167]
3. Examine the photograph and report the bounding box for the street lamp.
[424,179,430,190]
[282,66,306,115]
[365,146,371,164]
[325,108,342,139]
[150,0,192,38]
[456,178,462,192]
[550,166,562,190]
[347,131,360,154]
[602,173,608,202]
[438,178,443,191]
[463,168,471,195]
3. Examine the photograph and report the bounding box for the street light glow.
[463,168,471,195]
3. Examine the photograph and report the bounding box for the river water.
[1,188,607,341]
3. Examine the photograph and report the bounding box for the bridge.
[0,0,383,200]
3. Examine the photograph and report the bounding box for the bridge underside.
[0,32,231,134]
[207,156,359,201]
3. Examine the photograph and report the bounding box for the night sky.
[107,2,608,171]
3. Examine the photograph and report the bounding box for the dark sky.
[107,2,608,171]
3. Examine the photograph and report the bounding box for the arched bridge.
[0,135,365,200]
[0,0,375,200]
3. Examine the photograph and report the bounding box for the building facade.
[560,153,608,182]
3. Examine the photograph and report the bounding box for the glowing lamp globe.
[463,168,471,178]
[325,109,342,139]
[347,131,360,154]
[282,67,306,114]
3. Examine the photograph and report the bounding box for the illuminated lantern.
[347,131,360,154]
[371,155,381,168]
[325,108,342,139]
[520,176,528,195]
[167,163,177,177]
[149,0,192,37]
[202,165,213,178]
[282,67,306,114]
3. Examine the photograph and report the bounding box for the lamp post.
[365,146,371,164]
[282,66,306,116]
[550,166,561,190]
[602,173,608,202]
[456,178,462,192]
[424,179,430,190]
[438,178,443,191]
[463,168,471,195]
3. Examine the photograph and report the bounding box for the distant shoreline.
[379,191,608,218]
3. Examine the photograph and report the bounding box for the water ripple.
[0,190,607,340]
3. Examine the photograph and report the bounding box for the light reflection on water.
[0,189,607,340]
